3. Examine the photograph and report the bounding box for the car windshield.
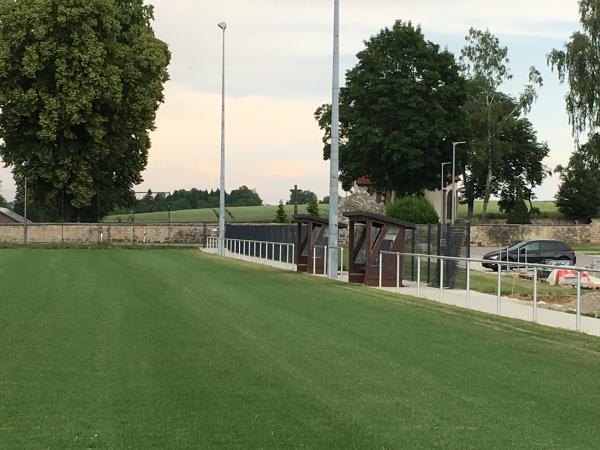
[505,242,526,251]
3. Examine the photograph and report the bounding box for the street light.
[452,141,466,224]
[441,162,451,224]
[218,21,227,255]
[328,0,340,279]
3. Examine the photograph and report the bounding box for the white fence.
[205,237,296,270]
[380,251,600,336]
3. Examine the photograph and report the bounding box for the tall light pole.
[328,0,340,279]
[451,141,466,224]
[441,162,451,224]
[218,21,227,255]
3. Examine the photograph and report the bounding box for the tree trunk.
[480,162,493,219]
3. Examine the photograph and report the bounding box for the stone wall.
[471,222,600,247]
[0,223,218,245]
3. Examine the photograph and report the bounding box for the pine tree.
[273,201,289,223]
[307,194,320,217]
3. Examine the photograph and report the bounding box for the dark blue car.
[482,240,576,270]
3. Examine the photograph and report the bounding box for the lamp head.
[218,22,227,31]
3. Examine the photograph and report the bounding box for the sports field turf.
[1,249,600,448]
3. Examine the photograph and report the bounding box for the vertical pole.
[218,23,227,256]
[327,0,340,279]
[313,247,317,275]
[417,256,421,297]
[497,266,502,315]
[466,260,471,308]
[340,246,344,276]
[533,267,538,323]
[396,253,400,289]
[324,246,328,275]
[427,224,432,283]
[440,256,444,302]
[61,189,64,247]
[292,244,295,266]
[378,252,383,288]
[576,270,582,332]
[452,144,456,225]
[24,178,28,246]
[279,243,283,264]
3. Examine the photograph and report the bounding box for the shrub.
[307,194,320,217]
[273,201,289,223]
[507,199,531,224]
[385,196,439,224]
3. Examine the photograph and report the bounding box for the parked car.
[482,240,576,270]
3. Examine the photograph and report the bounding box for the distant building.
[0,207,28,224]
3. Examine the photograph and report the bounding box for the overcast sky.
[0,0,581,203]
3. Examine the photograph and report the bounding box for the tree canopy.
[287,190,317,206]
[315,21,466,202]
[555,134,600,223]
[460,28,543,218]
[0,0,170,221]
[549,0,600,138]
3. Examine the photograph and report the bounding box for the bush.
[507,199,531,224]
[307,194,320,217]
[273,201,289,223]
[385,197,439,224]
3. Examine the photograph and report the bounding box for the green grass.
[2,249,600,448]
[106,203,329,223]
[570,243,600,255]
[457,200,562,219]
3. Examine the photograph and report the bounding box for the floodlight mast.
[218,22,227,255]
[328,0,340,279]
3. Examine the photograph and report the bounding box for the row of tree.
[130,186,263,214]
[315,22,549,220]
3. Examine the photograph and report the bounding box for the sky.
[0,0,582,204]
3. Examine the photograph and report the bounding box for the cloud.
[142,86,329,203]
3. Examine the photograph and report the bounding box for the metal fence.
[206,237,296,270]
[381,251,600,336]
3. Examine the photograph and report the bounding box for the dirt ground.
[508,291,600,315]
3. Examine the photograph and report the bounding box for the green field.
[2,249,600,448]
[106,203,329,223]
[457,200,561,219]
[106,200,561,224]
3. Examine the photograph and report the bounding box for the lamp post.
[451,141,466,224]
[441,162,451,224]
[328,0,340,279]
[218,21,227,256]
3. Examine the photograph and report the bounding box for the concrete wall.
[471,222,600,247]
[0,223,218,245]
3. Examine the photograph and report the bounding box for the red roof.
[356,177,373,187]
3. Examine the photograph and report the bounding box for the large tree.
[0,0,170,221]
[460,28,542,218]
[460,85,550,218]
[315,21,466,203]
[555,134,600,223]
[549,0,600,139]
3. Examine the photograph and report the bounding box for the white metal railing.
[380,251,599,333]
[206,237,346,277]
[205,237,295,268]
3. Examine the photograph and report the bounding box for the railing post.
[279,243,283,264]
[417,256,421,297]
[313,247,317,275]
[533,267,538,323]
[466,260,470,308]
[378,252,383,288]
[577,270,582,332]
[497,266,502,315]
[440,256,444,303]
[396,253,400,289]
[340,246,344,277]
[291,244,295,266]
[324,246,328,275]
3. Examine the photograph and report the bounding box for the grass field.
[2,249,600,448]
[106,203,329,223]
[106,200,561,224]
